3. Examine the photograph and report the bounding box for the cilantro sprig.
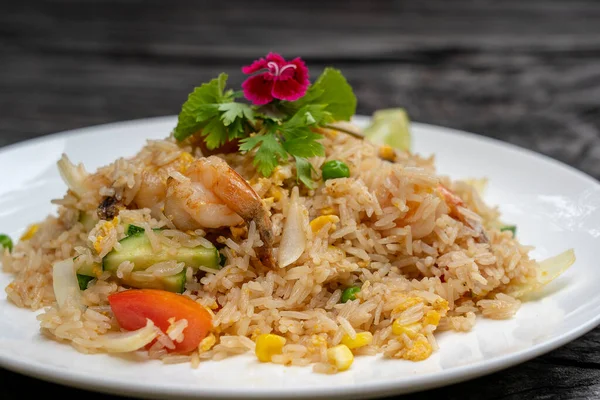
[174,67,356,188]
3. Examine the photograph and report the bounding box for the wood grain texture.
[1,1,600,399]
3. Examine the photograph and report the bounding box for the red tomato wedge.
[108,289,212,353]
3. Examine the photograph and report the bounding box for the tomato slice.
[108,289,212,353]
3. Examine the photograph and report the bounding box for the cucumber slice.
[76,274,94,290]
[119,271,186,293]
[79,211,98,232]
[74,256,102,278]
[125,224,145,236]
[103,232,220,272]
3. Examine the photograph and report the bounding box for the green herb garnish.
[501,225,517,236]
[173,61,357,188]
[0,234,13,252]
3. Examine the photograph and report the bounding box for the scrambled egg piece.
[392,321,421,338]
[424,310,441,326]
[20,224,39,241]
[320,206,335,215]
[198,333,216,352]
[269,187,283,201]
[93,217,119,254]
[391,295,449,362]
[177,151,194,173]
[392,297,424,314]
[310,215,340,233]
[404,336,432,362]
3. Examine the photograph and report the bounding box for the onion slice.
[57,154,89,198]
[98,319,158,353]
[510,248,575,298]
[278,187,306,268]
[52,258,83,310]
[538,248,576,286]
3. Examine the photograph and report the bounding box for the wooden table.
[1,1,599,398]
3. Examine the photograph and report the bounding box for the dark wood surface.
[1,1,600,399]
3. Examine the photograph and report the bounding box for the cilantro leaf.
[174,73,230,141]
[283,133,325,158]
[194,104,221,121]
[238,135,261,153]
[293,68,356,121]
[219,103,255,126]
[173,64,356,189]
[239,132,287,177]
[174,112,202,140]
[279,105,327,158]
[202,118,228,149]
[219,102,255,141]
[227,117,246,140]
[283,104,332,135]
[294,156,316,189]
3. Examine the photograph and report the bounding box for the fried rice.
[1,125,562,373]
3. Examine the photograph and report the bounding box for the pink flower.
[242,53,310,105]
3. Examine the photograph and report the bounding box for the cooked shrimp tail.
[164,156,276,268]
[437,183,489,243]
[194,157,275,268]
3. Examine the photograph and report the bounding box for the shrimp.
[133,169,168,217]
[131,153,193,218]
[437,183,489,243]
[164,156,275,268]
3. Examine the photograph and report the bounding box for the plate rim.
[1,114,600,399]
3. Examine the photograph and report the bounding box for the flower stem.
[323,124,365,140]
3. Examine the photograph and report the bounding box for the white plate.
[1,116,600,399]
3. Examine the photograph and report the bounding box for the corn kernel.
[392,321,421,339]
[310,215,340,233]
[341,332,373,349]
[327,344,354,371]
[423,310,441,326]
[198,333,216,352]
[255,334,286,362]
[378,145,396,161]
[19,224,39,241]
[404,336,432,361]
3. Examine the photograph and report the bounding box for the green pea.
[500,225,517,237]
[341,286,361,303]
[321,160,350,181]
[0,234,13,252]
